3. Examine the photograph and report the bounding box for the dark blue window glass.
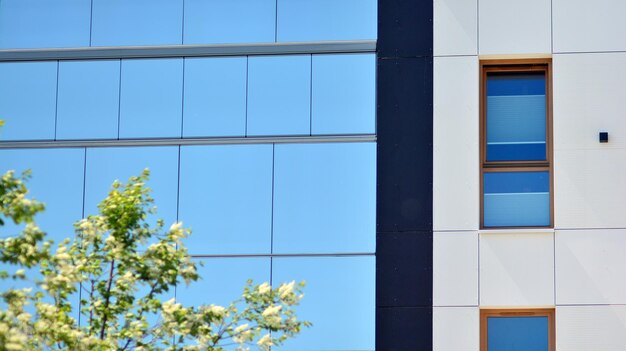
[488,316,549,351]
[0,61,57,141]
[484,171,550,227]
[0,0,90,49]
[486,72,546,161]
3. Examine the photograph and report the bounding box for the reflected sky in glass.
[0,148,85,243]
[84,147,179,226]
[184,0,275,44]
[273,143,376,254]
[273,256,375,351]
[183,57,247,137]
[179,145,272,255]
[488,316,549,351]
[0,0,90,49]
[247,55,311,136]
[0,61,57,141]
[277,0,377,42]
[91,0,183,46]
[312,54,376,135]
[119,58,183,138]
[56,60,120,140]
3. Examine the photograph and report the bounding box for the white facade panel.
[478,0,551,55]
[434,0,477,56]
[556,229,626,305]
[433,56,479,231]
[553,0,626,53]
[480,232,554,306]
[434,231,479,306]
[433,307,479,351]
[557,305,626,350]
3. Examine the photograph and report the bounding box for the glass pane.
[484,171,550,227]
[273,143,376,254]
[119,58,183,138]
[311,54,376,135]
[488,316,549,351]
[84,147,179,226]
[183,57,247,137]
[0,0,90,49]
[0,62,57,141]
[247,55,311,136]
[0,148,85,244]
[56,60,120,140]
[277,0,377,42]
[178,145,272,255]
[486,72,547,161]
[184,0,275,44]
[273,256,375,351]
[91,0,183,46]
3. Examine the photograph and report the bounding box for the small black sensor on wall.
[599,132,609,143]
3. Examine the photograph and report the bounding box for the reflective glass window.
[0,62,57,141]
[56,60,120,140]
[119,58,183,139]
[247,55,311,136]
[91,0,183,46]
[273,143,376,254]
[311,54,376,135]
[483,171,550,227]
[0,0,90,49]
[178,145,272,255]
[184,0,275,44]
[273,256,375,351]
[0,148,85,244]
[276,0,377,42]
[84,147,179,226]
[488,316,549,351]
[183,57,247,137]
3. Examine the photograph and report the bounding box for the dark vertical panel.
[376,0,433,349]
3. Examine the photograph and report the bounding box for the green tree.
[0,168,309,350]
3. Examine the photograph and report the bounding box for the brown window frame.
[480,308,556,351]
[480,59,553,229]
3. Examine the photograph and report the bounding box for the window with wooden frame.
[480,309,555,351]
[480,59,553,228]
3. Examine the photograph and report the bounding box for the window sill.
[479,228,555,235]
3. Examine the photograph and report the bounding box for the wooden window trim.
[480,308,556,351]
[480,59,553,229]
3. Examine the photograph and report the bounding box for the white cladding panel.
[433,56,479,231]
[557,306,626,350]
[434,0,477,56]
[434,231,479,306]
[478,0,551,55]
[553,0,626,53]
[433,307,479,351]
[480,232,554,306]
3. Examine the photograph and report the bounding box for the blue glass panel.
[183,57,247,137]
[277,0,377,42]
[311,54,376,135]
[184,0,275,44]
[247,55,311,136]
[484,172,550,227]
[84,147,179,227]
[91,0,183,46]
[178,145,272,255]
[0,62,57,141]
[273,143,376,253]
[486,72,546,161]
[119,58,183,138]
[0,0,90,49]
[0,149,85,244]
[488,316,549,351]
[273,256,375,351]
[56,60,120,140]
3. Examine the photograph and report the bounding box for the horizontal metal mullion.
[0,134,377,149]
[0,40,377,62]
[189,252,376,259]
